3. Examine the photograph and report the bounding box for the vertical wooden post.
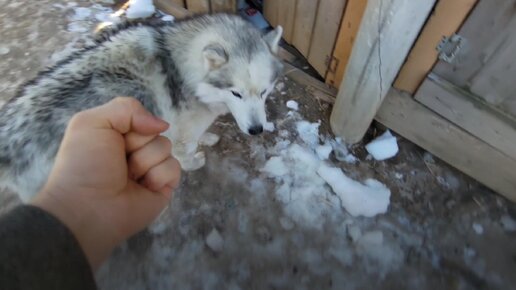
[330,0,436,144]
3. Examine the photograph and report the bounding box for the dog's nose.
[248,125,263,135]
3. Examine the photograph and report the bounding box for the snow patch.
[472,223,484,235]
[161,14,175,22]
[331,138,358,164]
[70,7,92,21]
[264,122,275,132]
[317,164,390,217]
[67,22,89,33]
[315,144,332,160]
[0,46,10,55]
[296,120,320,148]
[500,215,516,232]
[261,156,288,177]
[206,228,224,252]
[286,100,299,111]
[126,0,155,19]
[365,130,399,161]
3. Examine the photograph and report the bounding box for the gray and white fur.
[0,14,283,202]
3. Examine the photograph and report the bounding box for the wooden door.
[415,0,516,162]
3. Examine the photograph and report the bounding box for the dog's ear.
[203,43,228,70]
[263,26,283,54]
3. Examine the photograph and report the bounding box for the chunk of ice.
[286,100,299,111]
[126,0,155,19]
[365,130,399,161]
[317,164,390,217]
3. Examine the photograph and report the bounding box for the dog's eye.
[260,90,267,97]
[231,91,242,99]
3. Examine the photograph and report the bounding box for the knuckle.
[113,96,140,110]
[68,111,89,128]
[153,136,172,153]
[159,136,173,152]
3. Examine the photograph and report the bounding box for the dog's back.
[0,21,169,201]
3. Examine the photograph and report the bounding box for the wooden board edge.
[393,0,478,94]
[291,0,319,56]
[376,89,516,203]
[283,62,337,98]
[307,0,347,77]
[155,0,192,18]
[415,75,516,161]
[325,0,368,89]
[278,0,298,44]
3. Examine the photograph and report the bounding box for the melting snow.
[263,122,275,132]
[365,130,399,161]
[161,15,175,22]
[317,164,391,217]
[315,143,332,160]
[472,223,484,235]
[206,228,224,252]
[286,100,299,111]
[126,0,155,19]
[262,114,391,221]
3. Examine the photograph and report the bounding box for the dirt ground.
[1,1,515,289]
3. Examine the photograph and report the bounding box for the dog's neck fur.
[156,26,228,116]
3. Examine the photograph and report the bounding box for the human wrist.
[31,189,119,270]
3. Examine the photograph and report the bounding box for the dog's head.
[195,24,283,135]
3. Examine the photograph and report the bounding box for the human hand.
[31,97,181,270]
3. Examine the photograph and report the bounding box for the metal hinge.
[437,34,464,63]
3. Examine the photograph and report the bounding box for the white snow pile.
[206,228,224,252]
[260,119,391,226]
[286,100,299,111]
[126,0,155,19]
[315,143,332,160]
[161,14,175,22]
[331,138,358,164]
[472,223,484,235]
[58,3,116,33]
[263,121,275,132]
[317,164,390,217]
[365,130,399,161]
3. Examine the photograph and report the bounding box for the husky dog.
[0,14,283,202]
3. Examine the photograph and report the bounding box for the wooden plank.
[292,0,318,56]
[394,0,477,94]
[186,0,210,13]
[416,74,516,161]
[211,0,236,13]
[170,0,185,8]
[376,89,516,202]
[330,0,435,144]
[155,0,191,18]
[307,0,347,77]
[277,0,297,44]
[468,19,516,117]
[325,0,368,88]
[433,0,516,88]
[263,0,279,28]
[283,62,338,98]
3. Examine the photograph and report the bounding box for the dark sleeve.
[0,205,97,290]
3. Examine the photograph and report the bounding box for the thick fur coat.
[0,14,283,201]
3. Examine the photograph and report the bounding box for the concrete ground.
[1,1,515,289]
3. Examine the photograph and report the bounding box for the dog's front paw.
[181,151,206,171]
[199,132,220,147]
